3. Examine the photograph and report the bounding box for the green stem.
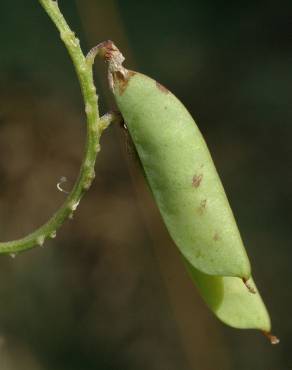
[0,0,108,256]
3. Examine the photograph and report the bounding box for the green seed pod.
[100,42,251,279]
[92,42,278,341]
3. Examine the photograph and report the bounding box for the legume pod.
[94,41,278,340]
[112,69,250,279]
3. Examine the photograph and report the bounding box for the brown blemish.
[192,174,203,188]
[156,81,169,94]
[89,40,116,61]
[197,199,207,215]
[262,331,280,345]
[242,278,256,294]
[114,70,136,95]
[213,232,220,241]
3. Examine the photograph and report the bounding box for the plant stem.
[0,0,108,255]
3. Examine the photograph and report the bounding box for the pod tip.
[242,278,256,294]
[262,331,280,345]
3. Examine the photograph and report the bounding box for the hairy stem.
[0,0,109,255]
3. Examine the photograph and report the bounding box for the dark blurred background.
[0,1,291,369]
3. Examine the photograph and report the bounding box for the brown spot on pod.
[198,199,207,215]
[192,174,203,188]
[114,70,136,95]
[156,81,169,94]
[213,232,220,241]
[242,278,256,294]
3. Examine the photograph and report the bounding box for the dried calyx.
[87,40,129,91]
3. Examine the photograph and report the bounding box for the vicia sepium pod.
[90,41,278,342]
[95,41,250,279]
